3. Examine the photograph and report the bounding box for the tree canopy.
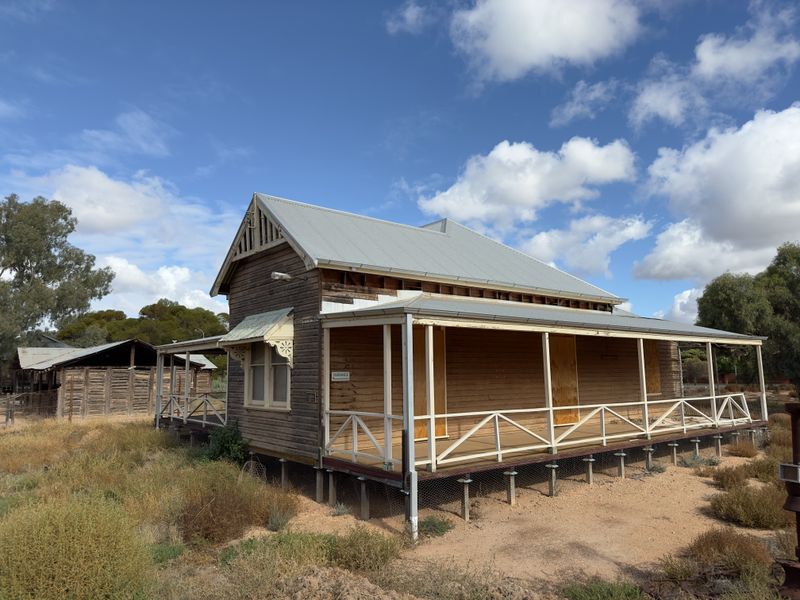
[0,194,114,361]
[58,298,228,347]
[696,243,800,388]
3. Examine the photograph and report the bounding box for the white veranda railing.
[160,393,227,427]
[324,393,753,471]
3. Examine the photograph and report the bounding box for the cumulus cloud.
[386,1,435,35]
[631,3,800,128]
[655,288,702,323]
[550,79,618,127]
[0,0,55,22]
[418,137,636,233]
[81,109,172,157]
[4,164,240,315]
[638,104,800,284]
[450,0,641,84]
[97,256,227,315]
[523,214,651,277]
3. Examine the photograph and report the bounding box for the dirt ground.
[275,451,770,589]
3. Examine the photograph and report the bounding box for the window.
[245,342,291,409]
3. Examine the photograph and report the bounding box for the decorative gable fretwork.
[232,203,285,261]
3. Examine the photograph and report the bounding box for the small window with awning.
[220,308,293,410]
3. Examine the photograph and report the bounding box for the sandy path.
[405,455,765,584]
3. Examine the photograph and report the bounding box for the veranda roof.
[320,293,764,345]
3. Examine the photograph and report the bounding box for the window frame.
[244,341,292,411]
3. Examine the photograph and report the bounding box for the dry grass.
[710,483,793,529]
[0,496,152,599]
[727,440,759,458]
[652,528,775,598]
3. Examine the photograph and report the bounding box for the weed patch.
[710,484,792,529]
[0,497,152,600]
[728,440,759,458]
[419,514,454,537]
[563,579,644,600]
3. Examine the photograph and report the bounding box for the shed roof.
[321,293,764,345]
[18,340,215,370]
[212,194,622,304]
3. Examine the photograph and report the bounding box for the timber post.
[503,470,517,506]
[401,313,418,540]
[314,467,324,503]
[326,469,336,507]
[279,458,288,491]
[778,402,800,598]
[546,463,558,497]
[358,476,370,520]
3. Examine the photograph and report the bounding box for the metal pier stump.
[712,434,723,458]
[614,452,627,478]
[357,477,370,520]
[690,438,701,458]
[583,455,595,485]
[546,463,558,497]
[314,467,324,503]
[457,475,472,522]
[731,430,741,446]
[667,442,679,465]
[503,470,518,506]
[644,446,655,471]
[749,428,758,445]
[279,458,288,491]
[327,469,336,507]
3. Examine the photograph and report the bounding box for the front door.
[550,334,580,425]
[413,326,447,440]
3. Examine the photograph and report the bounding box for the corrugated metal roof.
[18,340,133,370]
[255,194,621,303]
[219,307,293,344]
[321,293,763,344]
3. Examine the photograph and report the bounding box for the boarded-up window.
[644,340,662,394]
[550,334,579,425]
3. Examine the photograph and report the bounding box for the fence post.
[756,345,768,422]
[542,333,556,454]
[637,339,650,439]
[383,324,393,469]
[707,342,718,425]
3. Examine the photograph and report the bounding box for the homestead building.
[155,194,767,538]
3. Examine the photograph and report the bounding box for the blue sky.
[2,0,799,321]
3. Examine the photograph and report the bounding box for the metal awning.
[321,293,764,345]
[219,307,293,346]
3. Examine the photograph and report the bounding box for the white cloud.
[655,288,701,323]
[631,3,800,128]
[81,109,172,157]
[4,164,240,316]
[550,79,618,127]
[629,58,707,128]
[386,1,435,35]
[418,137,636,233]
[523,214,651,277]
[97,256,227,316]
[692,6,800,82]
[450,0,641,84]
[638,103,800,281]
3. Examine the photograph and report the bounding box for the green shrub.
[563,579,644,600]
[746,457,780,483]
[685,528,773,580]
[647,462,666,473]
[151,542,184,564]
[328,526,400,572]
[681,455,720,468]
[775,527,797,560]
[204,421,248,464]
[710,484,793,529]
[419,514,454,537]
[0,497,152,600]
[330,501,350,516]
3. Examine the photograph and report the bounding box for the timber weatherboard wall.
[226,243,321,462]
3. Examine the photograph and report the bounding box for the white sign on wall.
[331,371,350,382]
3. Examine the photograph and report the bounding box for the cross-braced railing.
[324,393,754,471]
[160,393,226,427]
